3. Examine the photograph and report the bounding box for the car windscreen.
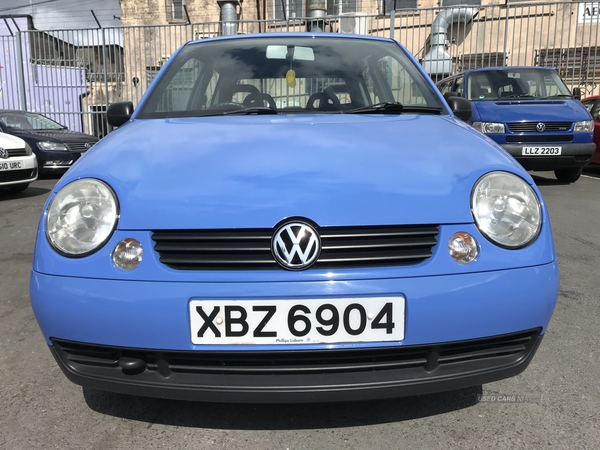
[466,68,573,101]
[136,36,445,118]
[0,112,65,130]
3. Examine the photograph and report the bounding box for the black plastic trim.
[49,329,543,403]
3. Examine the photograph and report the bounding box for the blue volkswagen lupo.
[30,34,559,403]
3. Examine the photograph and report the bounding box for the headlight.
[37,141,68,151]
[574,120,593,132]
[472,122,505,134]
[471,172,541,248]
[46,179,119,256]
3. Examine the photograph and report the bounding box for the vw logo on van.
[272,221,321,270]
[536,123,546,132]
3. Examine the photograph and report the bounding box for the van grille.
[507,122,572,132]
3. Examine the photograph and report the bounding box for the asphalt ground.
[1,168,599,449]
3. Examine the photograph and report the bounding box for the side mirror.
[107,101,135,127]
[573,87,581,100]
[444,91,460,102]
[446,96,472,122]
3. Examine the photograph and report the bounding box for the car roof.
[185,32,397,47]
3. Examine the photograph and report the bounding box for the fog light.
[448,232,479,264]
[112,238,143,270]
[45,160,73,166]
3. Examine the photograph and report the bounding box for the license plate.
[0,161,23,171]
[522,146,562,156]
[189,297,405,345]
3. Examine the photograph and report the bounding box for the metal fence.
[1,1,600,138]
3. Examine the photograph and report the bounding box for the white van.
[0,133,38,193]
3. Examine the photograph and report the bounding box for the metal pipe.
[15,32,28,110]
[306,0,326,32]
[422,7,479,77]
[218,1,240,36]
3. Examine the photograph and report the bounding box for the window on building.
[327,0,358,15]
[174,1,183,20]
[271,0,366,19]
[166,0,186,22]
[383,0,418,15]
[272,0,304,20]
[535,47,600,80]
[441,0,481,6]
[458,53,506,72]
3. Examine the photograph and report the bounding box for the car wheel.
[2,183,29,194]
[554,167,582,183]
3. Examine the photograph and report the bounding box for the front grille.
[0,168,36,183]
[506,135,573,143]
[50,329,541,392]
[6,147,28,157]
[152,224,439,270]
[507,122,572,132]
[65,142,95,152]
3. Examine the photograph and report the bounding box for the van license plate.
[522,146,562,156]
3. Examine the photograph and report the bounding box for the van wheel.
[2,183,29,194]
[554,168,582,183]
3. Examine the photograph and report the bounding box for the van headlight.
[472,122,505,134]
[46,179,119,256]
[471,172,541,248]
[574,120,593,132]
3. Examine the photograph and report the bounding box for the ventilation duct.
[218,0,240,36]
[306,0,327,32]
[422,7,479,77]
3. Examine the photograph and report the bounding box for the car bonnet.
[61,114,528,230]
[471,98,591,122]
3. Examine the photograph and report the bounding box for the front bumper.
[50,329,543,403]
[0,154,37,187]
[501,142,596,170]
[31,261,559,402]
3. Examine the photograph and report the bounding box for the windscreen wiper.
[343,102,405,114]
[539,95,573,99]
[343,102,443,115]
[218,106,279,115]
